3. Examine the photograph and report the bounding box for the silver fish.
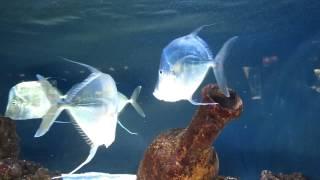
[52,172,136,180]
[153,25,238,105]
[52,58,145,174]
[5,81,53,120]
[5,80,69,124]
[6,58,145,174]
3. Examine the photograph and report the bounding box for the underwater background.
[0,0,320,179]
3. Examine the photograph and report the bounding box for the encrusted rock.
[137,84,243,180]
[0,117,20,159]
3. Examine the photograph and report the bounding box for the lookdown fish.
[58,59,145,174]
[153,25,238,105]
[52,172,136,180]
[5,81,54,120]
[5,80,68,124]
[5,59,145,174]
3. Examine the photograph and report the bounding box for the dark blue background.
[0,0,320,179]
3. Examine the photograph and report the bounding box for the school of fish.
[3,25,238,178]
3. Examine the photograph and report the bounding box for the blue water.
[1,0,320,179]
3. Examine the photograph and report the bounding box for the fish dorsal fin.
[60,57,100,74]
[190,26,215,61]
[66,110,94,146]
[36,74,62,103]
[190,24,217,36]
[65,72,101,103]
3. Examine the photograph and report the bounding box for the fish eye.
[159,70,163,74]
[12,100,18,105]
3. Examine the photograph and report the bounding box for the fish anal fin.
[68,111,94,146]
[68,145,99,174]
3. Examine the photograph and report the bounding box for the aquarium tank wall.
[0,0,319,179]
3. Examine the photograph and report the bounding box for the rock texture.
[0,117,19,159]
[0,117,60,180]
[137,84,243,180]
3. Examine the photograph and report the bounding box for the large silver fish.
[153,25,238,105]
[45,59,145,174]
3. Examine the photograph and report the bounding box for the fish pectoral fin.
[34,106,63,137]
[130,86,146,118]
[68,145,99,174]
[118,120,138,135]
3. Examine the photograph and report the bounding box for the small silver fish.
[153,25,238,105]
[5,81,53,120]
[52,172,136,180]
[5,81,69,124]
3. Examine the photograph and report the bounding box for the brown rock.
[0,117,60,179]
[0,117,20,159]
[137,84,243,180]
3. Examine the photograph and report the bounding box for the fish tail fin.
[212,36,238,97]
[191,23,218,36]
[129,86,146,118]
[69,145,99,174]
[58,56,99,73]
[34,74,64,137]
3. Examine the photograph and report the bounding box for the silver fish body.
[54,59,145,174]
[153,25,238,104]
[5,81,55,120]
[65,72,119,147]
